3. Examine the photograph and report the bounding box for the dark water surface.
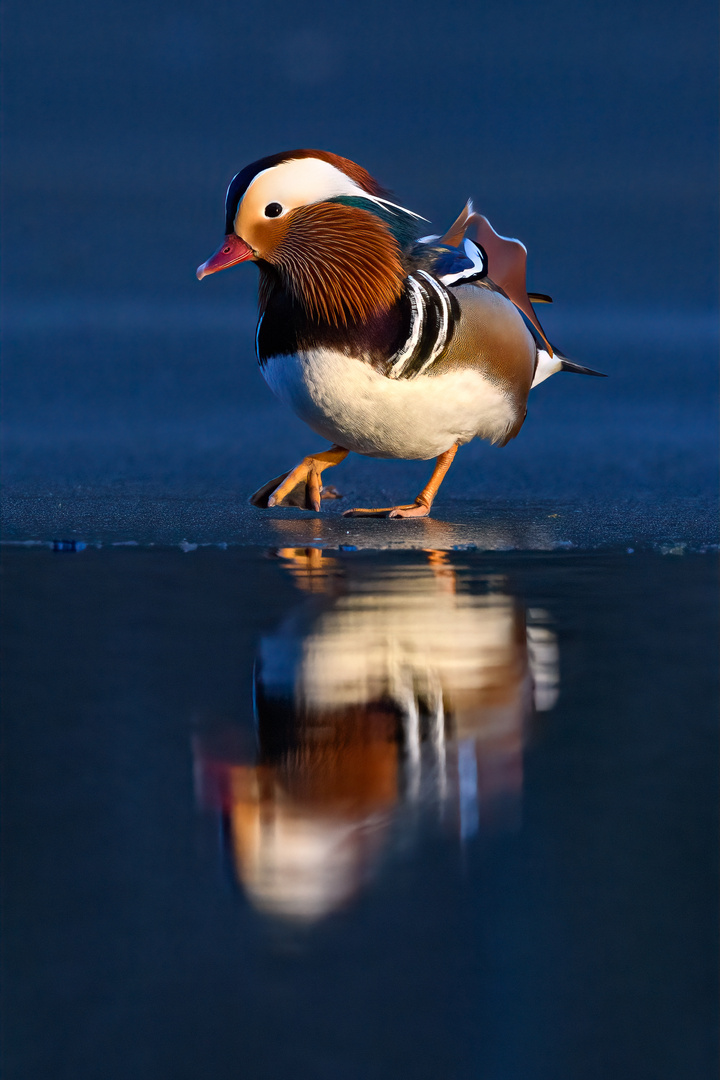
[2,546,717,1079]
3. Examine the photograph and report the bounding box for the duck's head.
[196,150,423,325]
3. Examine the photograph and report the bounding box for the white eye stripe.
[234,158,429,234]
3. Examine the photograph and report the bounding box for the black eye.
[264,202,283,218]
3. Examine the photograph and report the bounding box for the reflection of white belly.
[262,348,517,459]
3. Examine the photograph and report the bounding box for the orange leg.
[250,445,348,512]
[344,445,458,519]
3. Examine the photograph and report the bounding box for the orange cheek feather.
[269,204,405,326]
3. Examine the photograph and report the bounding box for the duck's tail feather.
[559,359,607,377]
[531,348,607,389]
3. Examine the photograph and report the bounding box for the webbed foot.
[343,502,431,519]
[341,444,458,521]
[249,447,348,511]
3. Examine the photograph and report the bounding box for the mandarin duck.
[197,150,604,518]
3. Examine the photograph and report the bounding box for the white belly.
[261,349,517,460]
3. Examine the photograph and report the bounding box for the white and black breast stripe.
[387,272,458,380]
[414,271,451,374]
[387,277,426,378]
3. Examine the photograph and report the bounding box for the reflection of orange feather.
[201,706,400,820]
[267,203,405,326]
[277,705,399,814]
[221,745,396,921]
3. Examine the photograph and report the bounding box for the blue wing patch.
[431,238,487,287]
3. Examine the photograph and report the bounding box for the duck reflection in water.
[195,549,559,921]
